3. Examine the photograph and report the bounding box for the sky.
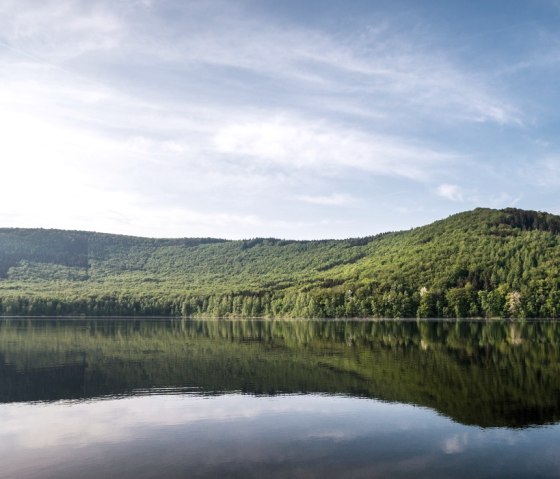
[1,0,560,239]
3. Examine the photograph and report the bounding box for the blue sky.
[1,0,560,239]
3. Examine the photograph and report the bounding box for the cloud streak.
[0,0,521,126]
[296,193,356,206]
[436,184,465,202]
[214,116,454,180]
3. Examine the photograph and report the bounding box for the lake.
[1,318,560,478]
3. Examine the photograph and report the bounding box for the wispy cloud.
[434,184,519,208]
[487,192,521,208]
[435,184,465,202]
[214,116,453,180]
[0,0,124,61]
[0,0,521,126]
[296,193,356,206]
[529,157,560,186]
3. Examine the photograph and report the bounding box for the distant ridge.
[0,207,559,318]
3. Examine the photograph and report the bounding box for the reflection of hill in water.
[1,319,560,428]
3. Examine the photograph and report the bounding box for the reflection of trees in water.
[1,319,560,428]
[0,352,87,402]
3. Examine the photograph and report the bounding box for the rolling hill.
[0,207,559,317]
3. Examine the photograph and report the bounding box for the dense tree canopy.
[0,208,559,318]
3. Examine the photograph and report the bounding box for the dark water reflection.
[1,318,560,478]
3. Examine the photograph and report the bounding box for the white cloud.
[487,192,520,208]
[296,193,356,206]
[0,0,123,61]
[435,184,464,202]
[530,158,560,186]
[0,0,521,126]
[214,117,453,180]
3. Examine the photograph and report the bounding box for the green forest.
[0,207,559,318]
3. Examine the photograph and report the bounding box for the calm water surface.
[1,318,560,478]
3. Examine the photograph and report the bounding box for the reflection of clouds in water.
[0,395,278,449]
[302,430,357,442]
[492,428,529,446]
[442,429,531,455]
[442,433,468,454]
[0,393,559,479]
[1,394,444,478]
[0,394,414,450]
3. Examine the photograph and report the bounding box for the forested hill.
[0,207,559,318]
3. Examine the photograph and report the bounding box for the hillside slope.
[0,207,559,317]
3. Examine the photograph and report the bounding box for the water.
[1,318,560,478]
